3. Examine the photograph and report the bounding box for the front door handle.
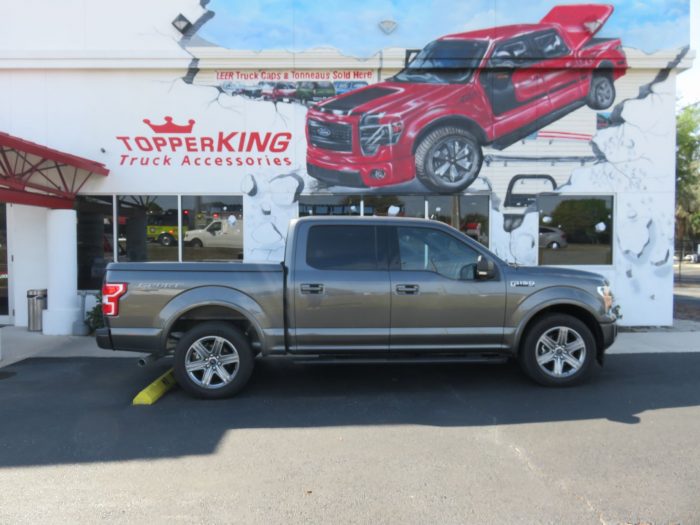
[396,284,419,295]
[300,283,324,294]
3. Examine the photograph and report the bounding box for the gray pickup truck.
[97,216,618,398]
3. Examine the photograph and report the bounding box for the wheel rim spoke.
[201,367,215,386]
[566,339,585,354]
[553,357,564,375]
[556,327,569,346]
[186,360,207,373]
[219,353,239,366]
[562,353,581,370]
[435,161,451,177]
[537,351,555,366]
[211,337,225,356]
[192,341,210,359]
[215,365,231,383]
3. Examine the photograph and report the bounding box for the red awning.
[0,131,109,209]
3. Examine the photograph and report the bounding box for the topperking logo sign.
[115,116,293,168]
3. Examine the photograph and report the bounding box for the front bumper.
[306,151,414,188]
[601,321,617,350]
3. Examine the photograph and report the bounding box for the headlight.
[597,284,614,314]
[359,112,403,156]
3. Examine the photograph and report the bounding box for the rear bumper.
[95,326,163,354]
[95,327,113,350]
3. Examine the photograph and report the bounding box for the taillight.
[102,283,127,317]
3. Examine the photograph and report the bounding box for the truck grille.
[308,119,353,152]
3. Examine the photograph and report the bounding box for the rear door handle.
[396,284,419,295]
[300,283,324,294]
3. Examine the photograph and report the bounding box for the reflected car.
[539,226,568,249]
[242,84,263,98]
[183,219,243,250]
[296,81,336,103]
[334,81,369,95]
[272,82,297,102]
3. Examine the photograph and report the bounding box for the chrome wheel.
[595,79,613,107]
[430,137,477,188]
[535,326,586,378]
[184,336,240,389]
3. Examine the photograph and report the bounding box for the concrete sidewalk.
[0,326,144,368]
[2,320,699,369]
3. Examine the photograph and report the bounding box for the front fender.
[507,286,604,350]
[158,285,269,351]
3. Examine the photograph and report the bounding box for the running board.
[286,355,509,365]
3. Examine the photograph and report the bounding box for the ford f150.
[97,217,618,398]
[306,4,627,192]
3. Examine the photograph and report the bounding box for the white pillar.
[42,209,80,335]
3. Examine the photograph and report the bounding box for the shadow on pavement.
[0,353,698,467]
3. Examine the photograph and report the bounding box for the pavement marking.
[132,369,176,405]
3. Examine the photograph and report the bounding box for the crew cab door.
[291,223,390,352]
[480,36,552,137]
[388,225,506,352]
[529,29,585,106]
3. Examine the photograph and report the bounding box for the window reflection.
[538,196,613,265]
[366,195,425,218]
[182,196,243,261]
[299,195,361,216]
[426,195,489,247]
[117,196,179,262]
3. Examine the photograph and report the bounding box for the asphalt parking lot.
[1,354,699,524]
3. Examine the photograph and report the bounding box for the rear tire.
[587,74,615,110]
[414,126,483,193]
[519,314,597,387]
[173,322,254,399]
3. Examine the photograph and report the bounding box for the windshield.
[392,39,487,84]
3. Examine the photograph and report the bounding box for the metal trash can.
[27,289,48,332]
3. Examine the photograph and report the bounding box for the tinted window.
[307,225,377,270]
[532,30,569,59]
[490,38,534,66]
[397,227,479,280]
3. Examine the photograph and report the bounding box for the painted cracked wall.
[0,0,691,325]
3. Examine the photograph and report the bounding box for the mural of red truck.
[306,4,627,193]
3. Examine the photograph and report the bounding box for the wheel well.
[594,61,614,79]
[166,305,262,354]
[412,117,487,153]
[519,304,604,363]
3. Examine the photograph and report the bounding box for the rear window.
[306,225,377,270]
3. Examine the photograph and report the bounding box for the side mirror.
[476,255,495,279]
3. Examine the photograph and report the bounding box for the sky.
[199,0,690,56]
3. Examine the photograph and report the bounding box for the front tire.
[414,126,483,193]
[173,322,255,399]
[158,233,175,247]
[587,74,615,110]
[519,314,597,387]
[190,238,203,248]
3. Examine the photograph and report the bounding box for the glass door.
[0,203,10,323]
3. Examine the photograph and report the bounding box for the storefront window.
[537,195,613,265]
[182,196,243,261]
[76,196,116,290]
[299,195,361,216]
[366,195,425,218]
[117,196,179,262]
[426,195,489,247]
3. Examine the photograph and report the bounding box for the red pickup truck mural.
[306,4,627,193]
